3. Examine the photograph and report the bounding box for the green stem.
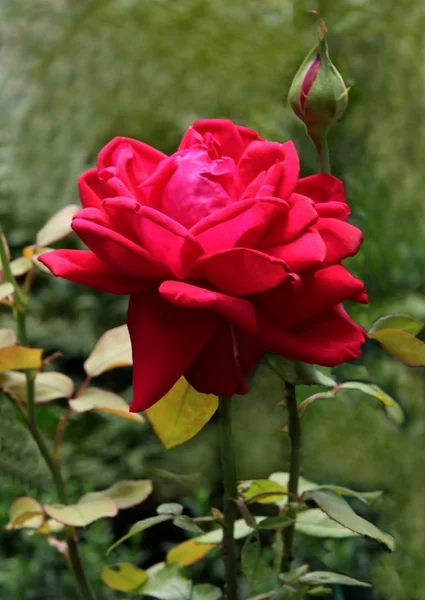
[0,234,97,600]
[219,396,239,600]
[281,383,301,573]
[310,131,331,174]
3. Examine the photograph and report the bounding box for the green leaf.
[191,584,222,600]
[0,329,16,348]
[337,382,404,424]
[196,517,265,544]
[6,496,44,530]
[369,328,425,366]
[107,515,173,554]
[0,282,14,301]
[44,497,118,527]
[269,472,318,498]
[157,503,184,516]
[265,355,336,387]
[314,485,383,505]
[173,515,204,534]
[10,257,32,277]
[369,314,424,336]
[146,377,218,449]
[302,490,395,550]
[238,479,287,504]
[308,587,333,596]
[296,509,360,539]
[167,539,216,567]
[101,563,148,592]
[81,480,152,510]
[83,324,132,377]
[36,204,79,247]
[241,535,273,588]
[140,564,192,600]
[299,571,371,588]
[0,345,43,373]
[69,387,144,423]
[0,370,74,404]
[257,516,294,530]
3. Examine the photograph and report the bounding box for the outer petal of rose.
[103,198,203,278]
[237,141,287,191]
[190,119,247,162]
[78,169,111,210]
[128,292,218,411]
[236,124,263,147]
[73,207,113,228]
[257,305,367,366]
[159,281,257,334]
[196,247,291,296]
[72,218,170,279]
[39,250,146,294]
[265,229,326,272]
[256,264,368,330]
[259,195,318,248]
[316,218,363,265]
[185,322,263,397]
[98,136,166,178]
[315,201,350,220]
[192,197,288,253]
[295,174,346,205]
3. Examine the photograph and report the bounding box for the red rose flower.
[40,119,367,412]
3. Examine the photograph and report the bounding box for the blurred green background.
[1,0,425,598]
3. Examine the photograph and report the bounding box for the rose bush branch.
[219,396,239,600]
[0,232,98,600]
[281,382,301,573]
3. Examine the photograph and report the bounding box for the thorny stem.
[281,382,301,573]
[219,396,239,600]
[0,233,97,600]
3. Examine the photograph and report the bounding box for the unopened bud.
[288,18,348,139]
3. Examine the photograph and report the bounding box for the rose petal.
[103,199,203,278]
[197,247,291,296]
[316,219,363,265]
[295,174,346,204]
[192,197,288,253]
[159,281,257,334]
[315,201,350,220]
[78,169,111,210]
[39,250,146,294]
[128,292,218,411]
[72,219,170,279]
[257,264,367,330]
[190,119,248,162]
[258,305,367,366]
[265,229,326,271]
[185,322,263,397]
[238,141,287,191]
[259,195,318,248]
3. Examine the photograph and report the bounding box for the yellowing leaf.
[32,248,55,274]
[81,480,152,510]
[0,282,14,301]
[69,387,144,423]
[369,328,425,366]
[0,329,16,348]
[369,314,424,336]
[238,479,287,504]
[6,497,44,530]
[146,378,218,449]
[101,563,148,592]
[36,204,79,247]
[0,371,74,403]
[0,346,42,373]
[44,497,118,527]
[84,325,132,377]
[167,538,216,567]
[10,257,32,277]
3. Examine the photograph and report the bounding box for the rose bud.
[288,18,348,141]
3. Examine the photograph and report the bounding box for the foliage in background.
[2,0,425,598]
